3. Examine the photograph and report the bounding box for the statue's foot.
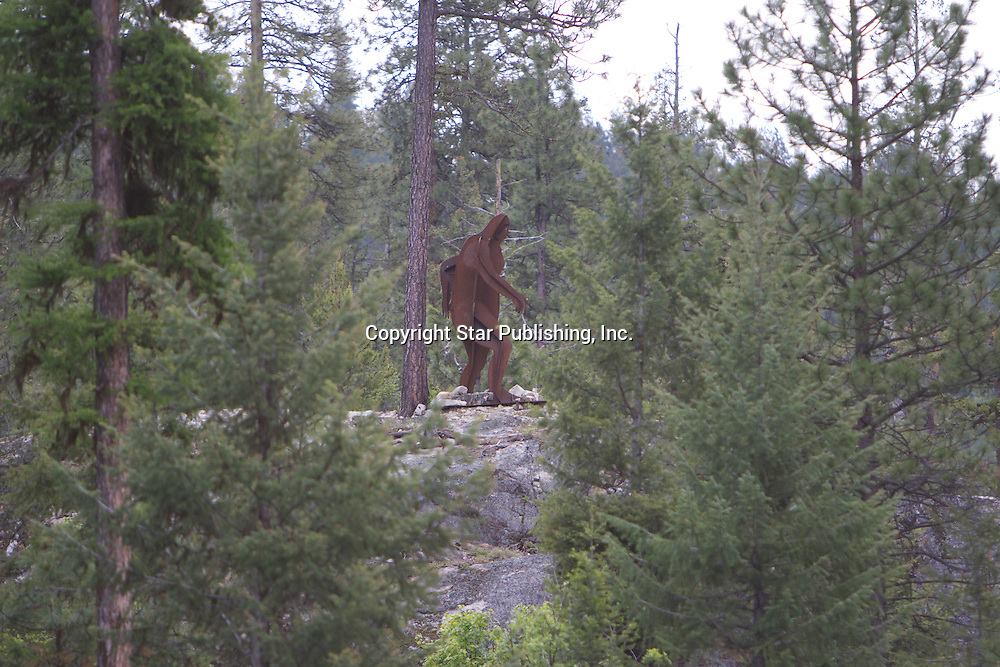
[493,389,516,405]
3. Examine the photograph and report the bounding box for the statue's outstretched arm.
[474,245,526,313]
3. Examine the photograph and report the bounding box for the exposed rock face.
[398,404,555,631]
[433,551,552,626]
[400,406,555,548]
[0,435,31,557]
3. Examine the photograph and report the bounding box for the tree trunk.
[749,547,768,667]
[534,71,548,320]
[535,204,546,313]
[250,0,263,65]
[631,122,646,484]
[847,0,875,451]
[671,23,681,133]
[400,0,437,416]
[534,158,546,319]
[91,0,132,664]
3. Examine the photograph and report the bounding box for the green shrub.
[422,553,668,666]
[422,610,500,667]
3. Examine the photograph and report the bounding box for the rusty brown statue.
[440,213,527,404]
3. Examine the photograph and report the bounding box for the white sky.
[342,0,1000,153]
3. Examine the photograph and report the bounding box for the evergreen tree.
[707,0,1000,446]
[498,39,596,320]
[119,77,464,665]
[201,0,371,283]
[0,0,230,663]
[542,100,715,491]
[603,216,893,666]
[202,0,353,114]
[701,0,1000,655]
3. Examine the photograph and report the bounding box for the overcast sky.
[343,0,1000,152]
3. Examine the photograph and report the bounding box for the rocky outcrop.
[396,404,555,632]
[400,405,554,549]
[0,434,31,557]
[427,547,551,627]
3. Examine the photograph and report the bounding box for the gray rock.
[395,406,555,633]
[1,435,32,558]
[431,552,553,626]
[475,437,554,546]
[432,398,467,409]
[400,406,553,548]
[507,385,540,401]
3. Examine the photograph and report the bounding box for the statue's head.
[481,213,510,244]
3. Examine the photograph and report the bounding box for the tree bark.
[847,0,874,450]
[534,70,548,319]
[250,0,263,66]
[535,202,546,313]
[671,24,681,133]
[91,0,132,664]
[400,0,437,416]
[749,547,768,667]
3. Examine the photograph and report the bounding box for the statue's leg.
[473,304,514,404]
[467,343,489,392]
[487,337,514,404]
[459,340,478,390]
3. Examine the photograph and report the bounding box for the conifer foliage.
[5,0,1000,664]
[543,101,714,491]
[120,77,461,665]
[701,1,1000,655]
[0,0,229,664]
[603,221,893,666]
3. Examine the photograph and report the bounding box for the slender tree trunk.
[535,202,546,312]
[749,546,768,667]
[671,24,681,133]
[631,123,645,484]
[534,71,548,319]
[400,0,437,416]
[848,0,866,364]
[250,0,263,66]
[250,382,272,667]
[847,0,874,450]
[534,159,547,318]
[91,0,132,664]
[460,16,472,155]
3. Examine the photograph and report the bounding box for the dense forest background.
[3,0,1000,664]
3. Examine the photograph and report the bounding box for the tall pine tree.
[116,76,464,666]
[542,99,715,491]
[603,215,893,666]
[0,0,230,663]
[701,0,1000,655]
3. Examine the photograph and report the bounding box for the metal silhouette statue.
[440,213,527,404]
